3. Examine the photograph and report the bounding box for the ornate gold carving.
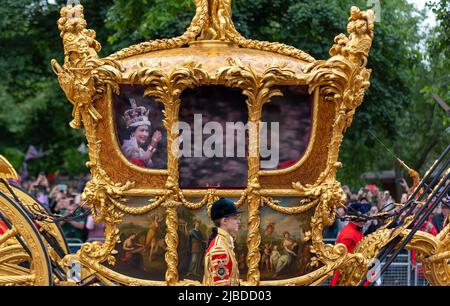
[130,60,209,185]
[50,3,136,270]
[197,0,315,62]
[130,60,211,284]
[329,7,375,66]
[336,228,396,286]
[333,169,449,286]
[163,201,179,285]
[217,59,296,122]
[0,227,18,246]
[405,217,450,286]
[290,7,375,271]
[0,189,51,285]
[130,61,210,221]
[108,0,210,61]
[51,3,122,130]
[200,0,235,40]
[0,155,18,180]
[78,141,134,266]
[294,165,349,268]
[261,196,318,215]
[50,5,131,267]
[217,59,297,285]
[108,0,315,63]
[399,169,450,286]
[182,189,220,211]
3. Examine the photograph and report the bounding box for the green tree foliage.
[428,0,450,57]
[395,0,449,173]
[0,0,447,186]
[0,0,111,175]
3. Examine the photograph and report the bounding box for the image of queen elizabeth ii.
[121,99,162,168]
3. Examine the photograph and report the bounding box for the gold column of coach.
[217,60,296,285]
[130,62,209,284]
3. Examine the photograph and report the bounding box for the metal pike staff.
[390,145,450,227]
[365,133,449,227]
[358,142,450,286]
[392,157,450,228]
[363,170,450,286]
[372,151,450,268]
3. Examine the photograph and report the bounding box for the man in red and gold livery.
[203,198,241,286]
[330,201,371,286]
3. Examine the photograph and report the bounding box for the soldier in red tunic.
[330,201,371,286]
[203,198,241,286]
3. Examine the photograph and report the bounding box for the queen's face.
[133,125,150,146]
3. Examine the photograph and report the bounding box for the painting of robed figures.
[109,197,311,282]
[185,220,206,277]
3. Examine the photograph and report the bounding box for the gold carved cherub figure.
[329,7,375,65]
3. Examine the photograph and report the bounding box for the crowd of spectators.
[19,171,105,244]
[324,183,397,239]
[324,179,450,239]
[324,179,450,273]
[323,178,449,279]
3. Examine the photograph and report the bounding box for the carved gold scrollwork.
[181,189,220,211]
[51,4,134,269]
[51,4,123,131]
[130,60,209,182]
[108,0,210,61]
[261,196,318,215]
[0,192,51,285]
[406,224,450,286]
[0,156,18,180]
[294,165,350,268]
[200,0,236,40]
[338,169,450,286]
[196,1,315,62]
[162,200,179,285]
[217,59,296,284]
[336,222,450,286]
[288,7,375,272]
[78,141,134,265]
[130,60,210,284]
[108,0,315,63]
[336,228,397,286]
